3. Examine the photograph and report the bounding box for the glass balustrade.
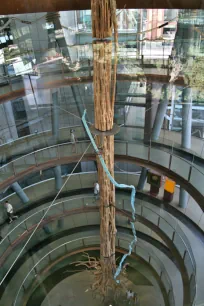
[0,195,196,305]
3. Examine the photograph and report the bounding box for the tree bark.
[97,135,116,291]
[91,0,117,294]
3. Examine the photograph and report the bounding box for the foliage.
[183,57,204,92]
[169,57,183,83]
[3,47,21,61]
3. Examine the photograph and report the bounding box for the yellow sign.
[164,179,176,194]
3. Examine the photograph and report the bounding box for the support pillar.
[181,88,192,149]
[151,84,168,141]
[53,166,63,191]
[169,85,176,130]
[179,87,192,208]
[142,83,153,190]
[3,102,18,141]
[52,91,59,143]
[173,11,194,210]
[11,182,29,204]
[179,188,189,209]
[52,90,62,191]
[137,167,148,191]
[144,83,153,143]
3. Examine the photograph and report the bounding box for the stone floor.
[40,270,163,306]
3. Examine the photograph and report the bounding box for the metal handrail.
[0,138,203,179]
[0,195,93,246]
[0,179,197,267]
[0,127,203,166]
[0,189,196,292]
[11,235,175,306]
[0,126,203,173]
[138,199,196,274]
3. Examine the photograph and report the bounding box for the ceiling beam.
[0,0,203,15]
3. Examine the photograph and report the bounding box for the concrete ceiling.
[0,0,204,15]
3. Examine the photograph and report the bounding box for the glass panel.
[190,167,204,196]
[127,143,149,160]
[141,206,159,225]
[0,8,202,306]
[150,148,170,168]
[161,272,170,293]
[36,146,58,164]
[159,218,174,240]
[149,257,161,276]
[173,233,185,258]
[184,252,194,279]
[170,156,191,180]
[190,274,196,304]
[136,246,149,262]
[0,163,14,182]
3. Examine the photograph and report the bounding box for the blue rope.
[82,110,137,283]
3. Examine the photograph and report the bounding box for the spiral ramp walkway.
[0,130,204,306]
[0,7,204,306]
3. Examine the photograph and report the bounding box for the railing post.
[148,144,151,161]
[88,59,91,76]
[12,162,16,176]
[82,238,85,247]
[34,151,38,167]
[169,154,172,169]
[188,166,192,182]
[168,289,171,298]
[141,54,144,65]
[24,221,28,231]
[141,205,143,216]
[61,62,64,79]
[34,266,38,275]
[172,231,176,242]
[8,76,12,92]
[57,144,60,160]
[7,236,11,245]
[183,250,187,261]
[158,216,160,227]
[201,141,204,157]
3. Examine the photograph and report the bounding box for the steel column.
[179,87,192,208]
[179,188,189,209]
[52,90,63,191]
[182,87,192,150]
[11,182,29,203]
[137,167,148,191]
[152,84,168,141]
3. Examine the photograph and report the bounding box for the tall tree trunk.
[91,0,117,295]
